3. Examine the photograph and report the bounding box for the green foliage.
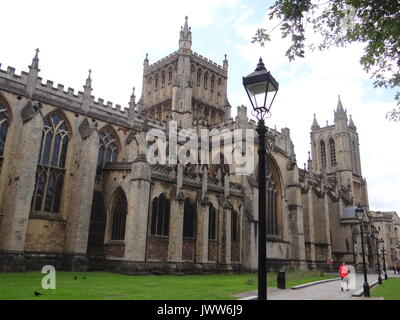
[253,0,400,118]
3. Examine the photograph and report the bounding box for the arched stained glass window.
[0,99,10,168]
[150,193,170,236]
[257,157,282,236]
[110,188,128,240]
[183,198,196,238]
[97,127,119,174]
[32,112,69,214]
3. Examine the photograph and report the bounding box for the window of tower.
[329,139,336,166]
[320,140,327,168]
[204,72,208,90]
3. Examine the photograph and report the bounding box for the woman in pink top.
[339,262,350,291]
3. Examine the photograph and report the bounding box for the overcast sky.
[1,0,398,213]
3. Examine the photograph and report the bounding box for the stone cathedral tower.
[137,17,230,128]
[309,96,369,208]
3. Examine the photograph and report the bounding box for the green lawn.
[371,278,400,300]
[0,270,337,300]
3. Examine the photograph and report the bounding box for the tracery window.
[204,72,209,90]
[329,138,336,166]
[0,101,10,169]
[110,188,127,240]
[257,158,282,236]
[183,198,196,238]
[32,112,69,214]
[150,193,170,237]
[208,203,217,240]
[97,127,119,174]
[320,140,327,168]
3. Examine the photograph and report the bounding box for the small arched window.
[97,127,119,174]
[320,140,326,168]
[329,138,336,166]
[168,68,173,84]
[210,75,215,92]
[208,203,217,240]
[0,97,10,168]
[183,198,196,238]
[197,69,202,87]
[32,112,70,214]
[110,188,128,240]
[150,193,170,236]
[155,74,159,91]
[161,70,165,86]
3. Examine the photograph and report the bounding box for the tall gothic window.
[183,198,196,238]
[210,75,215,92]
[208,203,217,240]
[329,138,336,166]
[320,140,327,168]
[161,70,165,86]
[97,127,119,174]
[258,158,282,236]
[231,209,238,242]
[110,188,127,240]
[204,72,209,90]
[0,99,10,169]
[150,193,170,236]
[32,112,69,214]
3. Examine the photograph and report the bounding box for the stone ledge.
[291,277,340,290]
[352,279,379,297]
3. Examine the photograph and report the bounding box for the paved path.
[236,272,400,300]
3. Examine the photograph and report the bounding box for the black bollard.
[277,270,286,289]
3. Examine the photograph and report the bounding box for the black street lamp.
[372,226,383,285]
[355,204,370,297]
[243,57,279,301]
[380,239,388,280]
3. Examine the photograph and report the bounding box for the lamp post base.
[363,282,370,297]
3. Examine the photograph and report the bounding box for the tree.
[253,0,400,120]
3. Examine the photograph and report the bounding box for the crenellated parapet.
[0,61,135,126]
[191,52,226,77]
[144,51,179,75]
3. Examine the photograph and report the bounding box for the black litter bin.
[277,270,286,289]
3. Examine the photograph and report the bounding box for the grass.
[0,270,337,300]
[371,278,400,300]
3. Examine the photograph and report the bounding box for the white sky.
[1,0,398,213]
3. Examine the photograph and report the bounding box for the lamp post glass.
[243,57,278,301]
[243,58,278,118]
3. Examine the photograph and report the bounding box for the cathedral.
[0,17,399,274]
